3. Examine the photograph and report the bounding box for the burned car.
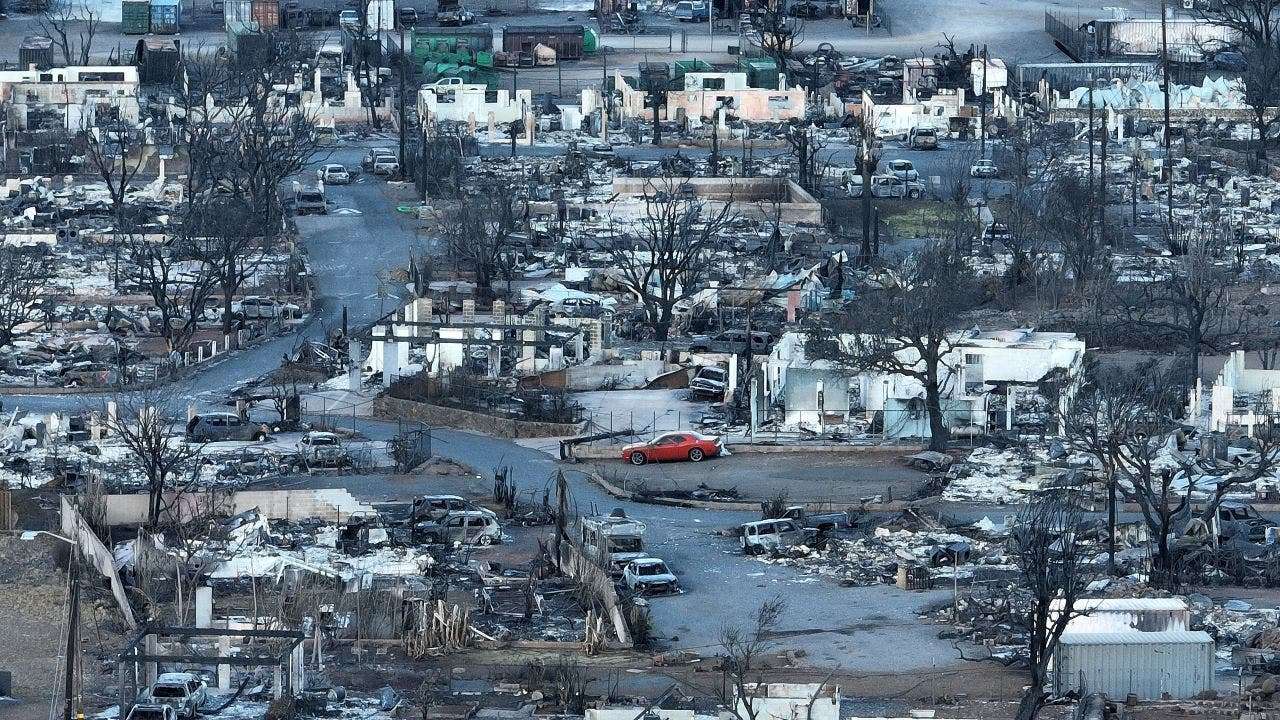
[413,510,503,546]
[145,673,207,720]
[688,365,728,400]
[739,518,809,554]
[411,495,497,523]
[622,557,679,594]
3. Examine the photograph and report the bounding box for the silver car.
[146,673,207,720]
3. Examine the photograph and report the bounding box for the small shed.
[18,36,55,70]
[501,25,584,60]
[1052,630,1214,700]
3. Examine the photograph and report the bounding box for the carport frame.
[117,626,305,716]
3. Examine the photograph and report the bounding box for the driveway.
[590,450,929,504]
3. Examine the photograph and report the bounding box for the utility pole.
[1087,78,1095,249]
[602,48,609,142]
[1160,0,1175,243]
[63,548,80,720]
[397,25,407,175]
[979,44,988,157]
[1099,104,1109,245]
[1131,128,1140,226]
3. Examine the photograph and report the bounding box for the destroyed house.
[613,70,806,125]
[419,84,532,125]
[2,66,140,131]
[759,329,1086,437]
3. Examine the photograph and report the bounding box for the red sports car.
[621,431,723,465]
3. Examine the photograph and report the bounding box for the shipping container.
[135,37,181,83]
[1045,10,1240,61]
[412,25,494,52]
[227,28,272,65]
[121,0,151,35]
[150,0,180,34]
[673,58,712,79]
[1053,631,1214,700]
[250,0,279,30]
[501,25,584,60]
[18,36,55,69]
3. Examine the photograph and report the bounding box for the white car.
[622,557,679,594]
[146,673,207,720]
[126,705,179,720]
[371,154,399,176]
[970,159,999,178]
[338,9,359,27]
[886,159,918,182]
[317,163,350,184]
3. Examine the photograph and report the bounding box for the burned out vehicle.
[580,509,647,576]
[688,330,773,354]
[739,518,809,554]
[413,510,502,545]
[689,365,728,400]
[338,513,392,553]
[299,431,348,466]
[186,413,269,442]
[622,557,679,594]
[411,495,497,523]
[145,673,207,720]
[126,705,178,720]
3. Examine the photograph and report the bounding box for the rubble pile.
[753,524,1012,587]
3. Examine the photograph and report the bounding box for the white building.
[419,84,531,125]
[736,683,839,720]
[759,328,1086,438]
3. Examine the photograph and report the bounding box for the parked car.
[548,296,607,318]
[622,557,679,594]
[318,163,350,184]
[850,174,924,199]
[338,8,359,27]
[294,185,327,215]
[970,159,999,178]
[414,510,503,545]
[146,673,208,720]
[886,158,918,181]
[621,431,723,465]
[739,518,808,554]
[688,329,773,354]
[371,154,399,176]
[362,147,395,172]
[236,296,298,320]
[411,494,498,523]
[584,143,616,160]
[672,0,711,21]
[186,413,269,442]
[60,362,118,387]
[397,6,418,25]
[299,431,349,466]
[438,7,475,24]
[908,127,939,150]
[688,365,728,400]
[126,705,179,720]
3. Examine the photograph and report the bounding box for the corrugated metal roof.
[1059,630,1213,645]
[1051,598,1188,612]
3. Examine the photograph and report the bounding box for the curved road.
[11,139,963,673]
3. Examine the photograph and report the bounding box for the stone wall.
[374,396,584,438]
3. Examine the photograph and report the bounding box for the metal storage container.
[121,0,151,35]
[150,0,180,35]
[250,0,279,30]
[413,25,494,52]
[18,36,55,69]
[1053,631,1214,700]
[227,28,272,64]
[501,25,585,60]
